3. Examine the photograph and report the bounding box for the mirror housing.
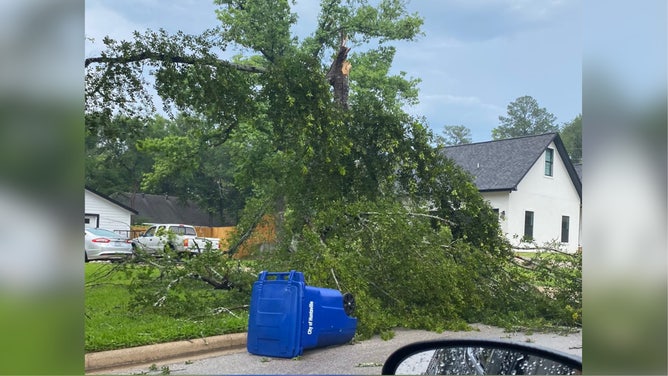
[382,339,582,375]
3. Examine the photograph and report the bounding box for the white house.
[85,187,138,236]
[444,133,582,253]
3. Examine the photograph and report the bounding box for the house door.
[85,214,99,228]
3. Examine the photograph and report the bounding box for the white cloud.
[423,94,502,112]
[441,0,570,19]
[412,92,504,141]
[441,94,483,105]
[415,0,576,42]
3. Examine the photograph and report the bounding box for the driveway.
[98,324,581,375]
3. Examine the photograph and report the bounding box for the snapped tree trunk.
[326,34,351,109]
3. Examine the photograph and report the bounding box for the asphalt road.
[103,324,581,375]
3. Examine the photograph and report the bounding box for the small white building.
[444,133,582,253]
[85,187,138,236]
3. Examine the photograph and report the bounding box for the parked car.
[85,228,133,262]
[131,224,221,256]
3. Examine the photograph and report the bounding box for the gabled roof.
[110,192,224,227]
[443,133,582,198]
[85,186,138,214]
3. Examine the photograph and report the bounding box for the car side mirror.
[382,339,582,375]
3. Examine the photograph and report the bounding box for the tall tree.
[492,95,558,140]
[440,125,472,146]
[560,114,582,163]
[85,1,575,337]
[85,0,426,226]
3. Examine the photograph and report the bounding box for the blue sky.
[85,0,582,142]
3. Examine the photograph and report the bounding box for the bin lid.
[247,271,306,358]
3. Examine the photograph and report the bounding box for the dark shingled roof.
[443,133,581,198]
[110,192,225,227]
[86,186,138,214]
[573,163,582,181]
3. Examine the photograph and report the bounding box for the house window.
[561,216,570,243]
[544,148,554,176]
[524,211,534,241]
[85,214,99,228]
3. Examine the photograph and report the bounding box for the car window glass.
[169,226,183,235]
[185,227,196,236]
[88,228,120,237]
[144,227,156,236]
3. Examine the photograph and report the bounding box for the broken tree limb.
[326,33,351,109]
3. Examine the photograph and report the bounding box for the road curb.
[84,332,247,373]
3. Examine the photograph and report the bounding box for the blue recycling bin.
[246,270,357,358]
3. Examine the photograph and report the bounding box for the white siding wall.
[84,190,133,233]
[480,142,581,253]
[481,191,511,235]
[506,142,581,252]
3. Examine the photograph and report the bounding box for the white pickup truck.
[132,224,221,255]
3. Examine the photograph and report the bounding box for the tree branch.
[405,212,455,225]
[193,273,233,290]
[512,244,576,256]
[310,0,339,59]
[356,210,455,226]
[85,52,266,74]
[225,203,268,256]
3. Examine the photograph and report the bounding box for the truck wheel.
[342,292,356,316]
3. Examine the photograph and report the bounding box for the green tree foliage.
[86,114,244,224]
[439,125,472,146]
[560,114,582,163]
[492,95,558,140]
[127,242,256,318]
[85,0,580,336]
[261,199,574,337]
[508,243,582,328]
[417,155,509,256]
[85,115,157,196]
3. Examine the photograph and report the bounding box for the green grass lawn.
[85,262,249,352]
